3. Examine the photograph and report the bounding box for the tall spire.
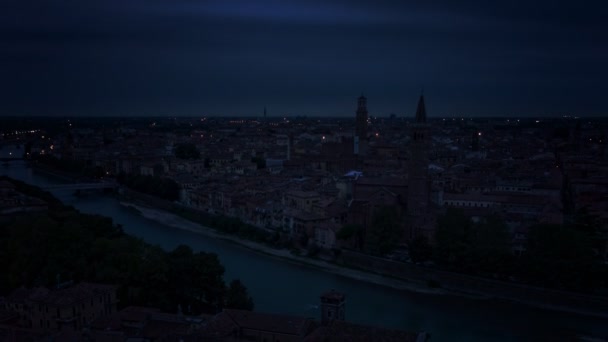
[415,95,426,123]
[357,94,367,111]
[407,93,430,239]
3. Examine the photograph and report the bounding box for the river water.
[2,148,607,341]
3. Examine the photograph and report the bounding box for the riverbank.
[121,200,608,320]
[22,164,608,319]
[6,160,608,340]
[122,201,448,296]
[30,162,91,183]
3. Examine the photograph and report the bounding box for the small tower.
[320,290,345,325]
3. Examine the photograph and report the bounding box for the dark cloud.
[0,0,606,116]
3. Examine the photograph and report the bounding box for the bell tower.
[355,95,368,142]
[407,95,430,238]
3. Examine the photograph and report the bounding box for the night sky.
[1,0,606,117]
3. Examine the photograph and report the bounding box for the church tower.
[407,95,430,238]
[355,95,368,142]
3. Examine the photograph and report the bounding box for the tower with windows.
[407,95,430,238]
[355,95,368,142]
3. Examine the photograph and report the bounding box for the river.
[2,148,607,341]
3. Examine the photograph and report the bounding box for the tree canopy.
[0,178,252,314]
[434,208,513,275]
[432,207,607,292]
[408,234,433,263]
[226,279,254,311]
[365,206,402,255]
[521,223,605,291]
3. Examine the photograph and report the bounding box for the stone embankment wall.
[119,187,177,211]
[339,250,608,318]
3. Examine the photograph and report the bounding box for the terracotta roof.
[143,317,190,340]
[199,310,239,339]
[305,320,425,342]
[87,330,126,342]
[284,209,326,221]
[5,287,33,304]
[224,309,313,336]
[286,190,320,199]
[356,177,407,187]
[119,306,161,324]
[0,180,15,190]
[0,310,18,323]
[24,283,115,307]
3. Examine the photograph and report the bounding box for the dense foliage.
[433,208,607,292]
[435,209,512,274]
[520,223,605,291]
[117,173,180,201]
[225,279,254,311]
[408,235,433,263]
[336,224,364,250]
[365,206,402,255]
[0,178,253,313]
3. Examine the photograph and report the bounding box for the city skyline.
[1,0,607,117]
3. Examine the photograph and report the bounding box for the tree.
[409,235,433,263]
[470,215,513,275]
[365,206,402,255]
[336,224,365,250]
[0,178,255,313]
[434,209,513,274]
[473,215,510,252]
[225,279,254,310]
[434,208,473,268]
[521,224,602,291]
[571,207,606,256]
